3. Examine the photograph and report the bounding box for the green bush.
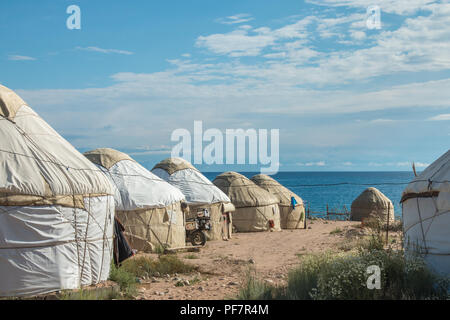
[119,255,197,278]
[238,250,449,300]
[236,271,276,300]
[109,262,138,298]
[329,227,343,235]
[59,287,122,300]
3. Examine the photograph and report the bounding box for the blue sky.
[1,0,449,172]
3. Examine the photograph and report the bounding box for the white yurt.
[0,85,115,297]
[152,157,235,240]
[213,172,281,232]
[401,150,450,275]
[84,149,186,252]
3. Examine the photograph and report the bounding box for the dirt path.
[135,220,368,300]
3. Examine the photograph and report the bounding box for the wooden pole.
[386,202,390,245]
[307,202,310,219]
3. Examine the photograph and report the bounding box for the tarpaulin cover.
[85,149,187,250]
[402,150,450,275]
[0,85,115,297]
[152,158,233,240]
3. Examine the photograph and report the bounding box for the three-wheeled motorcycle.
[185,208,211,246]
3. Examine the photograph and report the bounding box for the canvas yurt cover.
[0,85,115,297]
[351,187,395,223]
[401,150,450,275]
[85,149,186,252]
[213,172,280,232]
[152,157,235,240]
[251,174,306,229]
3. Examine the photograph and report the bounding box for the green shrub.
[238,250,449,300]
[330,227,343,235]
[109,262,138,298]
[59,287,122,300]
[153,244,167,254]
[119,255,197,278]
[236,271,276,300]
[358,233,385,252]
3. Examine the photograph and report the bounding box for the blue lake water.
[203,171,416,219]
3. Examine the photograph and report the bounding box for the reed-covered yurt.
[401,150,450,275]
[84,148,186,252]
[350,187,395,223]
[251,174,306,229]
[0,85,115,297]
[213,172,280,232]
[152,157,235,240]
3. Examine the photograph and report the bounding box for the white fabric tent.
[85,149,186,251]
[152,158,231,205]
[401,149,450,275]
[0,85,115,297]
[152,157,233,240]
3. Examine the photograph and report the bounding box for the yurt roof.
[0,85,26,120]
[351,187,393,209]
[0,85,113,203]
[402,150,450,202]
[85,149,185,210]
[152,157,197,175]
[213,171,278,208]
[251,174,303,206]
[152,158,230,205]
[84,148,134,170]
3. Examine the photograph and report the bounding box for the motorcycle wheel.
[190,230,206,246]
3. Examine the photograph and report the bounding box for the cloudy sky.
[1,0,449,171]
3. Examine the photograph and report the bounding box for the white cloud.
[350,30,366,40]
[128,150,171,156]
[196,3,450,84]
[196,16,314,57]
[8,55,36,61]
[369,119,396,124]
[370,161,430,168]
[196,28,276,57]
[297,161,326,166]
[415,162,430,168]
[215,14,254,25]
[306,0,437,15]
[76,46,134,55]
[428,113,450,121]
[12,2,450,159]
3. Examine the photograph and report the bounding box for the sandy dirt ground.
[134,219,395,300]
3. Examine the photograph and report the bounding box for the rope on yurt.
[134,208,167,251]
[79,194,92,283]
[165,207,172,248]
[254,205,276,229]
[11,124,83,286]
[8,120,113,287]
[98,194,112,282]
[415,197,429,254]
[293,203,306,229]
